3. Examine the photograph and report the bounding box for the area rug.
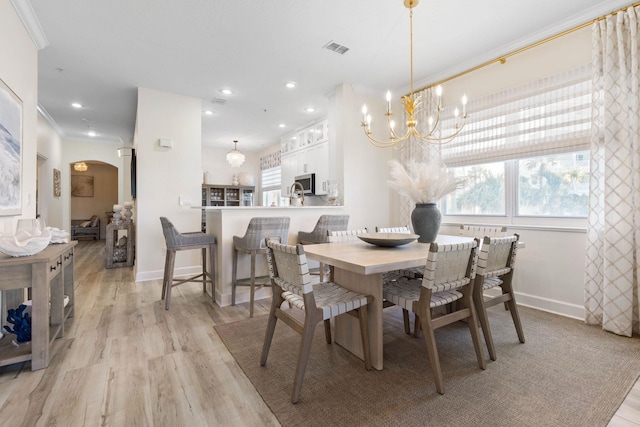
[215,306,640,427]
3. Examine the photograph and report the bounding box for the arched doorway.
[70,160,118,239]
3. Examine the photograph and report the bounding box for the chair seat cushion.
[282,282,370,320]
[383,280,463,310]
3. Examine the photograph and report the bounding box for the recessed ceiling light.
[221,88,233,96]
[285,82,296,89]
[305,107,316,113]
[87,131,97,137]
[71,102,82,108]
[204,110,213,115]
[278,123,286,128]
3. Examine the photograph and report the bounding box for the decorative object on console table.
[112,204,123,224]
[387,158,466,243]
[123,201,133,223]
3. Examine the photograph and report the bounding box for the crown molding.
[10,0,49,50]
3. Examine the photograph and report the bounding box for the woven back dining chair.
[298,215,350,282]
[459,224,507,238]
[474,234,523,361]
[159,217,216,310]
[232,216,290,317]
[260,239,373,404]
[375,225,411,233]
[382,239,485,394]
[327,228,368,242]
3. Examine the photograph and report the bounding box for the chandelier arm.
[363,126,412,148]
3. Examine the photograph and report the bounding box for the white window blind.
[261,166,281,191]
[439,63,592,167]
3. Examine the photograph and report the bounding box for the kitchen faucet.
[290,182,305,206]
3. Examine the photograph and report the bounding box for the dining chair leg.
[464,296,487,369]
[323,319,332,343]
[319,262,325,283]
[231,248,238,306]
[161,250,171,301]
[402,308,411,334]
[201,248,207,293]
[260,298,282,366]
[420,313,444,394]
[504,285,525,343]
[164,250,176,310]
[292,320,316,404]
[357,306,372,371]
[413,314,421,338]
[249,251,256,318]
[474,286,497,361]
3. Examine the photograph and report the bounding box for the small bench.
[71,216,101,240]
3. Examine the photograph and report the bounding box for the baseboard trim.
[483,289,584,320]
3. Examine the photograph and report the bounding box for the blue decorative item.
[4,304,32,343]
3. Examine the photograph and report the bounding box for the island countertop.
[200,205,349,306]
[196,205,346,210]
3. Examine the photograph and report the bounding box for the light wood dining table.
[304,234,473,370]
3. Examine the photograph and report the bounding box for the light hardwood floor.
[0,240,637,426]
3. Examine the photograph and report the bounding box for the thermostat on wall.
[159,138,173,148]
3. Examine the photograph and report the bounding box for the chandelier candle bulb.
[386,91,392,112]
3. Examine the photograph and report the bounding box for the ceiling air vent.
[323,41,349,55]
[213,97,227,104]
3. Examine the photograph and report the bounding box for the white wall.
[201,146,261,189]
[134,87,202,282]
[330,84,395,232]
[0,1,38,235]
[36,115,64,228]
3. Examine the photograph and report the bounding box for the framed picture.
[71,175,94,197]
[0,79,23,216]
[53,168,61,197]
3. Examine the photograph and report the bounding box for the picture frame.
[53,168,61,197]
[71,175,94,197]
[0,78,23,216]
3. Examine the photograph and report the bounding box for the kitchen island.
[200,206,348,306]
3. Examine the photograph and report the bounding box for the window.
[444,161,505,215]
[517,151,589,217]
[261,166,287,206]
[444,150,590,219]
[438,64,591,223]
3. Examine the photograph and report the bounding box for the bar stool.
[297,215,349,282]
[159,217,216,310]
[232,216,290,317]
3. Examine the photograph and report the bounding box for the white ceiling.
[24,0,633,152]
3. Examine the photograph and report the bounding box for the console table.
[0,241,77,370]
[105,223,134,268]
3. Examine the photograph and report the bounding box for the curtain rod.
[414,1,640,92]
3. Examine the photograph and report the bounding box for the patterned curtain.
[585,5,640,337]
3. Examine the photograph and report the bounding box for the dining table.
[303,234,474,370]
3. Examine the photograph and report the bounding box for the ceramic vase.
[411,203,441,243]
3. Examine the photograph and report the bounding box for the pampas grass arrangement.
[388,158,465,204]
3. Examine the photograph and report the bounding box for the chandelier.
[73,161,88,172]
[226,140,245,167]
[361,0,467,149]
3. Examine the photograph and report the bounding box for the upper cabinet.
[281,119,330,195]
